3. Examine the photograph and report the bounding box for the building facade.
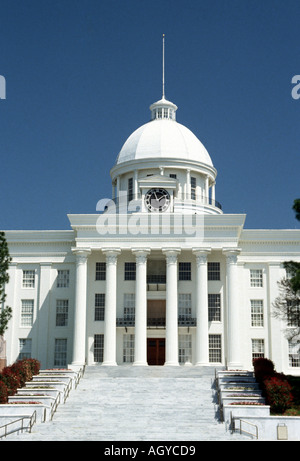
[3,95,300,374]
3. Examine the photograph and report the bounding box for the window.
[250,269,263,287]
[22,270,35,288]
[56,300,69,326]
[125,262,136,281]
[54,339,67,367]
[94,334,104,363]
[287,301,300,327]
[191,176,196,200]
[124,294,135,320]
[57,270,69,288]
[96,262,106,281]
[208,294,221,321]
[18,338,32,360]
[178,294,192,319]
[128,177,133,202]
[21,300,34,326]
[178,334,192,364]
[123,334,135,363]
[95,293,105,321]
[288,340,300,367]
[252,339,264,360]
[251,300,264,327]
[209,335,222,362]
[169,174,177,179]
[208,262,220,281]
[179,262,191,281]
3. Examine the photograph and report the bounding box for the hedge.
[0,358,40,403]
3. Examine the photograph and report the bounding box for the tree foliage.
[0,232,12,336]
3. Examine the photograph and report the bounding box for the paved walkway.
[4,366,249,441]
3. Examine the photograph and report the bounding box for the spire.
[162,34,165,99]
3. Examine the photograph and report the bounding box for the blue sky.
[0,0,299,230]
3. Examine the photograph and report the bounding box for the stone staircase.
[4,365,249,441]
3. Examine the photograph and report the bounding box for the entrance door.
[147,338,165,365]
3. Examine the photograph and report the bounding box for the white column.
[186,169,191,199]
[223,249,241,369]
[72,249,91,368]
[163,248,181,366]
[102,249,121,366]
[205,176,209,203]
[211,182,215,204]
[193,248,211,366]
[132,249,150,366]
[133,170,138,199]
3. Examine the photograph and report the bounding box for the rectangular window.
[95,293,105,321]
[178,294,192,319]
[251,300,264,327]
[22,270,35,288]
[169,174,177,179]
[191,176,196,200]
[128,177,133,202]
[208,262,220,281]
[123,334,135,363]
[18,338,32,360]
[252,339,264,360]
[94,334,104,363]
[96,262,106,281]
[288,340,300,367]
[124,293,135,320]
[56,299,69,326]
[178,334,192,364]
[54,339,67,367]
[125,262,136,281]
[208,294,221,321]
[250,269,263,287]
[179,262,191,281]
[287,301,300,327]
[21,300,34,326]
[209,334,222,362]
[57,270,69,288]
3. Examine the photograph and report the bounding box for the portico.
[70,238,242,368]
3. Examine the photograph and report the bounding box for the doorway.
[147,338,165,365]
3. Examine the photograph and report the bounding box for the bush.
[0,367,21,395]
[264,374,293,414]
[253,357,275,383]
[0,380,8,404]
[0,358,40,399]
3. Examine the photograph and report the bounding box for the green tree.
[0,232,12,336]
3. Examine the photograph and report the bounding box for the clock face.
[145,188,170,212]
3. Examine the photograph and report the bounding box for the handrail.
[230,412,258,439]
[0,410,37,439]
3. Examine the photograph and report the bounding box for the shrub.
[0,367,21,396]
[0,380,8,404]
[264,374,293,414]
[25,358,40,376]
[253,357,275,383]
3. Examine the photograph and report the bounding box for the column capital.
[132,248,151,265]
[192,248,211,264]
[103,248,121,265]
[223,248,241,264]
[162,248,181,265]
[72,248,91,264]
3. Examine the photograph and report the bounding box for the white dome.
[116,119,213,167]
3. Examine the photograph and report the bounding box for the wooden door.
[147,338,165,365]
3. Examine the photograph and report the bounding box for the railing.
[103,194,222,212]
[231,413,258,439]
[116,317,197,327]
[0,411,37,439]
[49,392,61,421]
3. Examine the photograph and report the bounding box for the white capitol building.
[3,68,300,374]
